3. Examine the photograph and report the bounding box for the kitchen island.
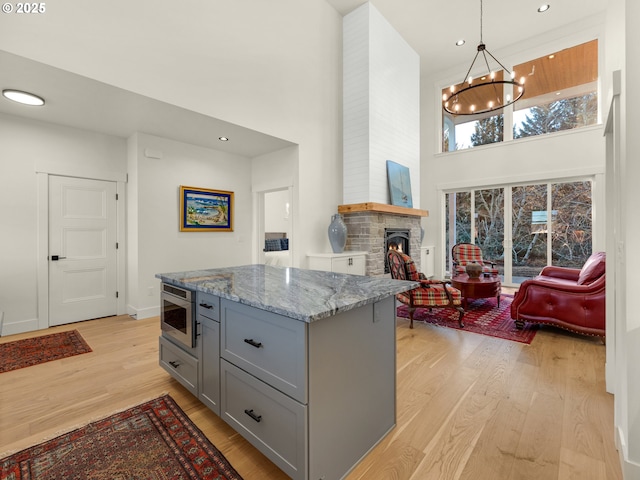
[156,264,417,480]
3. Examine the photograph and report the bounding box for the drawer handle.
[244,338,263,348]
[199,303,214,310]
[244,409,262,423]
[168,360,181,369]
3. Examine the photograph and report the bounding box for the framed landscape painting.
[180,186,234,232]
[386,160,413,208]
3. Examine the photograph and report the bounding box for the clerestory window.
[441,40,598,152]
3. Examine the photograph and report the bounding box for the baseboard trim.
[617,426,640,479]
[126,305,159,320]
[0,318,40,337]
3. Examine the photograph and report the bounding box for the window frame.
[443,177,594,286]
[436,33,603,154]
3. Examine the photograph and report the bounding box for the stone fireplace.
[339,203,427,277]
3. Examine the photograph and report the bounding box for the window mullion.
[547,183,553,266]
[503,81,514,142]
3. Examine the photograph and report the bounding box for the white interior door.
[49,176,117,326]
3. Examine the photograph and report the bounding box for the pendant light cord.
[480,0,483,44]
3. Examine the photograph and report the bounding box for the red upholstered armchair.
[451,243,499,276]
[388,250,464,329]
[510,252,606,339]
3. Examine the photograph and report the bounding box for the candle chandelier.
[442,0,525,116]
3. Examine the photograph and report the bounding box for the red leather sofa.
[510,252,605,339]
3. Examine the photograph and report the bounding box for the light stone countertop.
[156,264,418,322]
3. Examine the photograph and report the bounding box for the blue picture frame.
[180,185,234,231]
[386,160,413,208]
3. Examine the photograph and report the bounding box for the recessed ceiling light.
[218,136,229,142]
[455,39,465,46]
[538,4,550,13]
[2,89,45,106]
[548,54,555,59]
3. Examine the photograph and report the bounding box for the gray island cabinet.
[156,265,417,480]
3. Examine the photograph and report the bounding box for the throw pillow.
[264,239,282,251]
[577,251,606,285]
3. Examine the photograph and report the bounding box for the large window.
[446,180,592,285]
[513,40,598,139]
[442,40,598,152]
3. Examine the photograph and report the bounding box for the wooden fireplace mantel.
[338,202,429,218]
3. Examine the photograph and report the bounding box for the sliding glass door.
[446,180,592,285]
[551,182,592,268]
[475,188,505,273]
[511,184,547,283]
[445,188,505,276]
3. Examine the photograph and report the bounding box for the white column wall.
[602,0,640,476]
[619,0,640,476]
[343,2,420,207]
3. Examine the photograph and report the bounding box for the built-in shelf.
[338,202,429,218]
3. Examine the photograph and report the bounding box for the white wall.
[343,2,420,207]
[421,17,607,278]
[421,125,606,277]
[606,0,640,476]
[128,133,253,319]
[0,112,127,335]
[622,0,640,470]
[0,0,343,266]
[0,0,343,322]
[264,190,291,236]
[251,145,298,263]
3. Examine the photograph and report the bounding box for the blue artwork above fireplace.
[386,160,413,208]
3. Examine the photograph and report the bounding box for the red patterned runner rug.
[0,330,92,373]
[397,294,538,344]
[0,394,244,480]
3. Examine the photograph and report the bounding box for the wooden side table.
[450,274,501,309]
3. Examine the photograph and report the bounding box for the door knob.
[50,255,67,261]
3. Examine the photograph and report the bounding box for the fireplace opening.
[385,228,410,273]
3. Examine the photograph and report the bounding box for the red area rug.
[397,295,538,344]
[0,330,92,373]
[0,394,243,480]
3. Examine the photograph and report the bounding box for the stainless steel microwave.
[160,283,195,348]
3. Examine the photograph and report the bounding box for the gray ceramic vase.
[328,214,347,253]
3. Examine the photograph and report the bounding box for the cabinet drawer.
[221,299,307,403]
[221,359,307,480]
[159,336,198,395]
[196,291,220,321]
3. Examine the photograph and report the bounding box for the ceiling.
[0,1,607,154]
[326,0,607,76]
[0,50,295,158]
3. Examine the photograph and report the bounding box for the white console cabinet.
[307,251,367,275]
[420,245,435,278]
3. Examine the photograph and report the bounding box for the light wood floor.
[0,312,621,480]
